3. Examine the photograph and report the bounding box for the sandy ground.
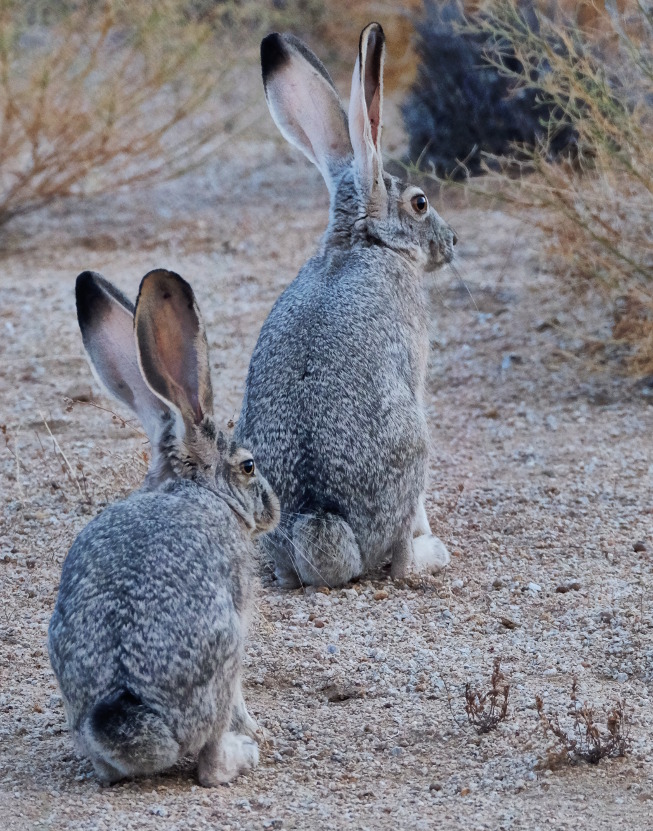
[1,118,652,831]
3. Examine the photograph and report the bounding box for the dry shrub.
[473,0,652,368]
[0,0,326,230]
[535,679,630,769]
[415,0,652,371]
[464,658,510,733]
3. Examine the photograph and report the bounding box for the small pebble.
[500,616,520,629]
[556,581,581,593]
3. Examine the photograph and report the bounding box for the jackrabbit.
[48,269,279,785]
[237,23,456,588]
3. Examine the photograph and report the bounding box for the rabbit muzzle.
[425,221,456,272]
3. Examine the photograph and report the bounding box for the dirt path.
[1,138,652,830]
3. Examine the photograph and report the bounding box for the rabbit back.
[238,247,429,573]
[48,480,252,769]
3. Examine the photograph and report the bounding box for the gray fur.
[48,270,279,786]
[237,25,455,588]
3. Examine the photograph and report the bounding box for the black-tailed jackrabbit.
[48,270,279,785]
[237,24,456,588]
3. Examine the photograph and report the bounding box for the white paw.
[223,731,259,775]
[199,732,260,787]
[412,534,450,572]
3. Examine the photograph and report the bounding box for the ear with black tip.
[75,271,169,446]
[261,32,352,194]
[134,269,213,435]
[348,22,387,214]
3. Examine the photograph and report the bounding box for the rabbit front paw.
[412,534,450,572]
[198,732,259,787]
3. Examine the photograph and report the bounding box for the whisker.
[276,525,334,591]
[278,513,350,563]
[449,262,479,312]
[267,527,305,590]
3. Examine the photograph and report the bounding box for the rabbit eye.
[240,459,255,476]
[411,193,428,214]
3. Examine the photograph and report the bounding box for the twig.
[40,412,83,499]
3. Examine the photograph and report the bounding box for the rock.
[500,616,520,629]
[374,590,389,601]
[633,541,647,553]
[64,383,94,403]
[556,581,581,593]
[322,683,366,703]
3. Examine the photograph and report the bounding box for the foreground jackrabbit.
[48,269,279,786]
[237,24,456,588]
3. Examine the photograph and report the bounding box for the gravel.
[1,103,652,830]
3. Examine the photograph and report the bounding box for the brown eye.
[411,193,428,214]
[240,459,255,476]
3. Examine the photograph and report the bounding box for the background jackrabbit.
[48,269,279,786]
[236,23,456,588]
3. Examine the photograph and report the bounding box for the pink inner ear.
[368,86,381,148]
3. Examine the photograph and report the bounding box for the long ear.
[75,271,169,446]
[348,22,387,214]
[134,269,213,434]
[261,32,352,194]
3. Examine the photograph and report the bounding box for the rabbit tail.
[291,511,362,588]
[82,689,179,782]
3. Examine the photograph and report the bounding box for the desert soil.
[1,109,652,831]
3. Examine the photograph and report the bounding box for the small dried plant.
[535,679,630,768]
[464,658,510,733]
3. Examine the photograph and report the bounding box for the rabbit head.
[75,268,278,535]
[260,22,456,272]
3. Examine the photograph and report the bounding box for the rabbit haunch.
[48,269,279,786]
[237,24,456,588]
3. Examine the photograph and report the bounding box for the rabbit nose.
[451,228,458,246]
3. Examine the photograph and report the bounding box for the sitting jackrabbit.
[48,269,279,785]
[237,23,456,587]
